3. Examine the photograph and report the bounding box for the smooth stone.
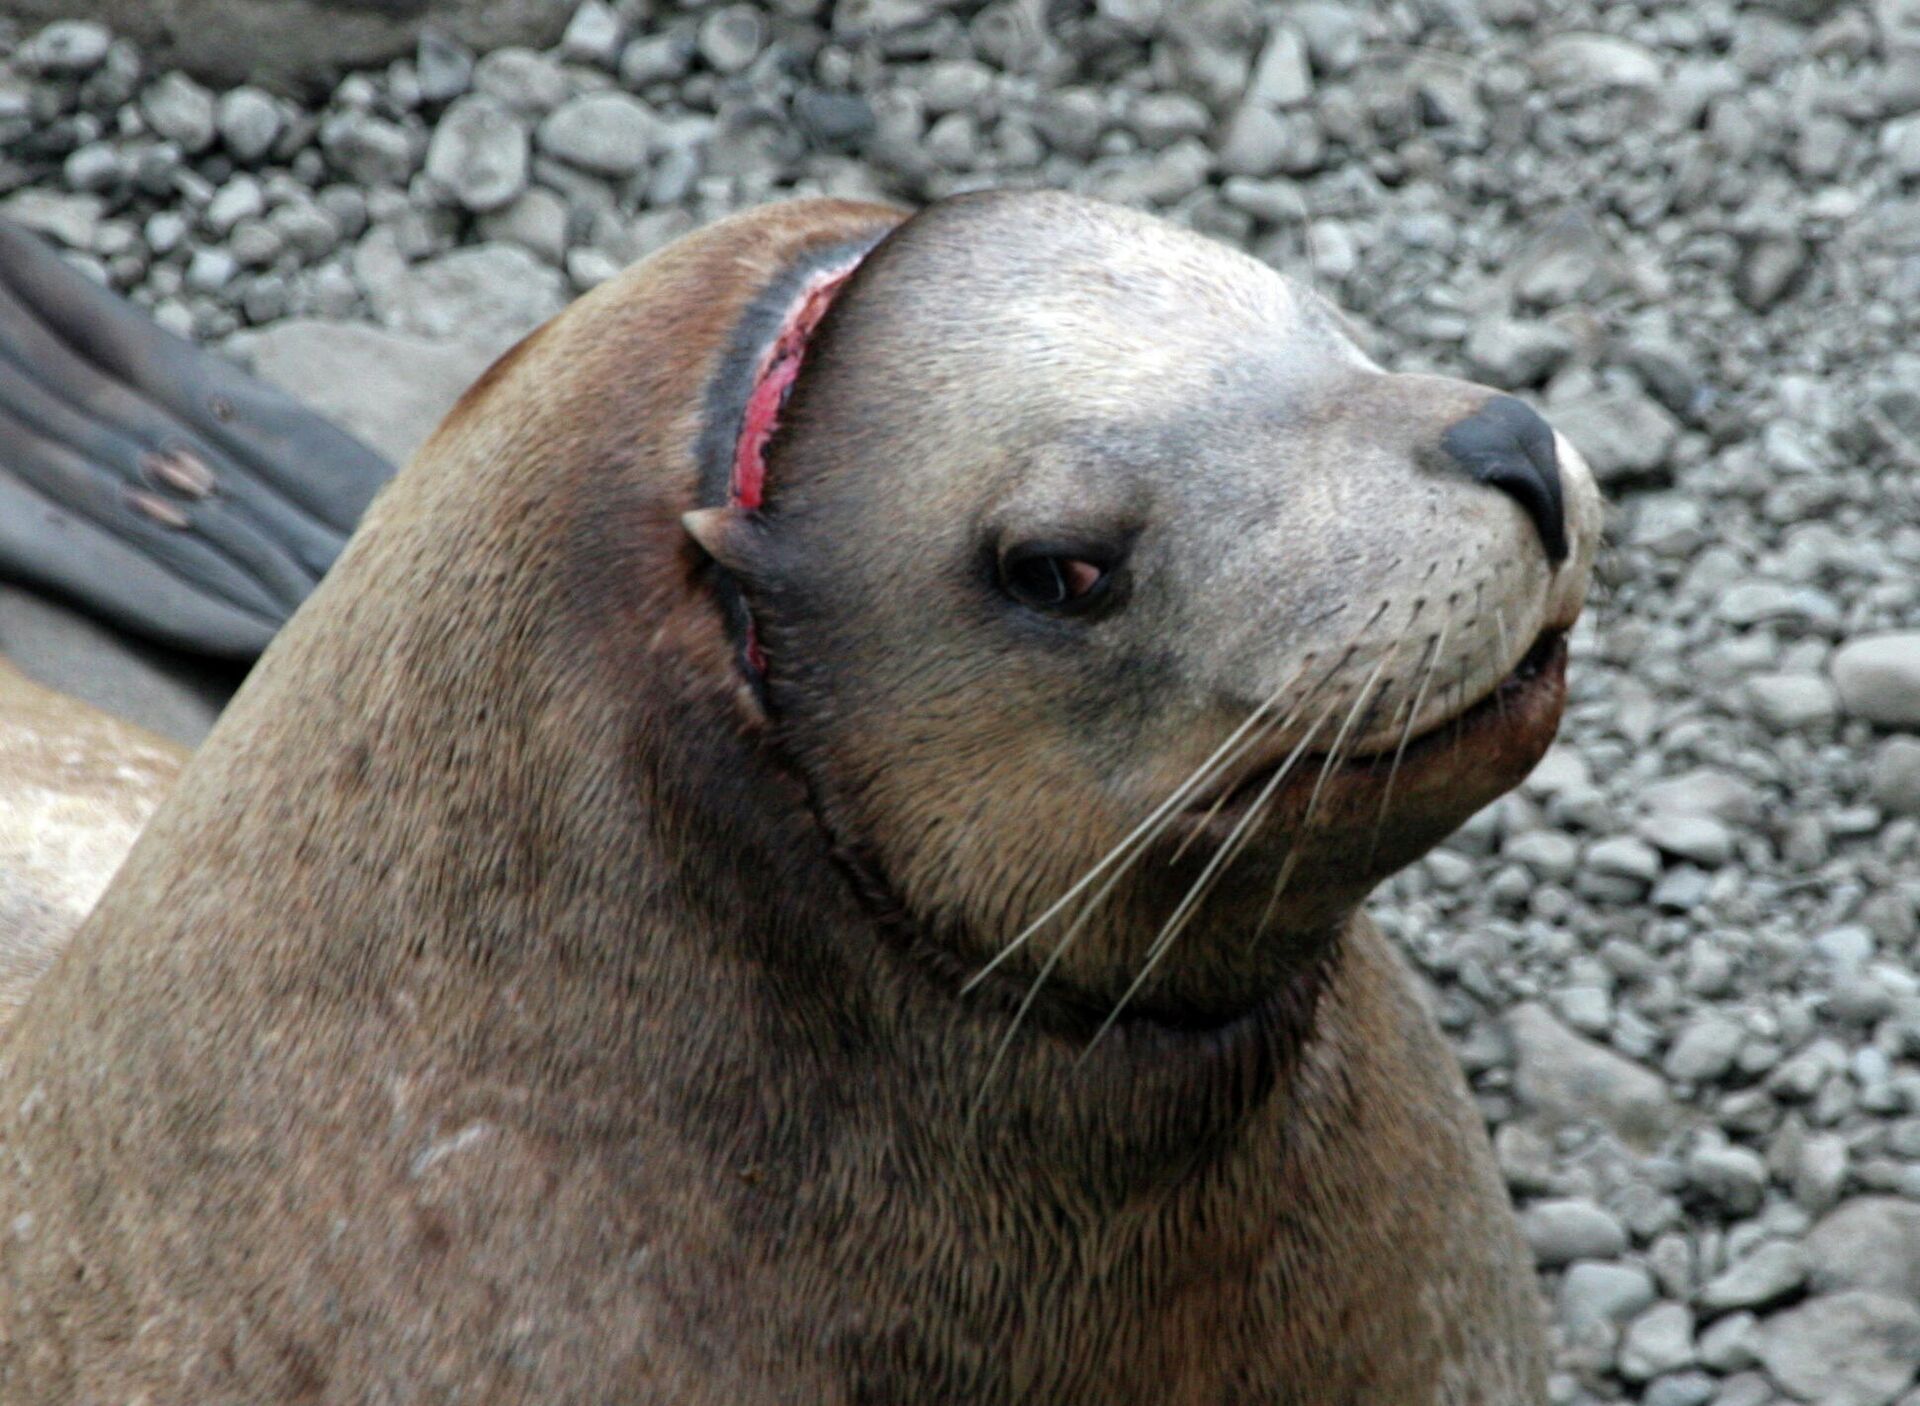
[1687,1141,1768,1214]
[1560,1260,1658,1330]
[1664,1015,1745,1084]
[140,71,217,153]
[1699,1241,1810,1313]
[1871,737,1920,816]
[1532,32,1665,90]
[537,91,656,177]
[1833,633,1920,727]
[1465,318,1576,390]
[560,0,624,64]
[224,318,503,467]
[1636,813,1735,868]
[361,241,567,351]
[1744,673,1841,731]
[1760,1292,1920,1406]
[425,94,530,213]
[1507,1003,1681,1148]
[1523,1198,1629,1267]
[1806,1198,1920,1302]
[216,87,283,164]
[1621,1302,1696,1382]
[1551,388,1681,485]
[0,190,104,248]
[20,19,113,75]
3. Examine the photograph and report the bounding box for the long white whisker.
[1251,647,1396,941]
[1163,663,1347,867]
[1079,703,1341,1062]
[1364,616,1450,871]
[961,659,1313,994]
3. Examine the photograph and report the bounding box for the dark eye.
[999,545,1114,613]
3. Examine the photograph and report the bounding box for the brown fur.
[0,197,1558,1403]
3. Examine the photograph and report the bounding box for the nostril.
[1439,395,1569,565]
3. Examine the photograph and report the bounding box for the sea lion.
[0,658,184,1017]
[0,214,395,657]
[0,191,1600,1404]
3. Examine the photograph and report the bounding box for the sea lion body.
[0,195,1598,1402]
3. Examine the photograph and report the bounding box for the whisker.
[1364,607,1452,870]
[958,661,1313,994]
[1250,647,1395,942]
[968,916,1078,1125]
[1163,654,1353,866]
[1078,705,1339,1063]
[1090,679,1374,1052]
[1078,625,1398,1059]
[1490,605,1514,724]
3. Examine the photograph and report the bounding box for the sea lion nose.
[1438,395,1569,565]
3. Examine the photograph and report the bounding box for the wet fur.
[0,198,1549,1402]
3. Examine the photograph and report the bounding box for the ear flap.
[681,507,769,577]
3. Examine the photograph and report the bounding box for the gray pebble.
[1807,1198,1920,1301]
[1698,1240,1810,1313]
[1759,1292,1920,1406]
[1550,388,1681,486]
[203,176,264,236]
[561,0,625,67]
[1589,836,1663,886]
[698,6,765,75]
[1245,24,1314,108]
[1620,1301,1696,1382]
[140,72,216,154]
[1664,1015,1745,1084]
[1833,634,1920,728]
[1686,1140,1768,1214]
[1465,318,1576,391]
[426,95,529,213]
[1697,1311,1763,1372]
[1523,1198,1629,1266]
[1743,673,1841,732]
[1559,1260,1658,1330]
[216,88,282,165]
[1508,1003,1680,1147]
[537,92,656,178]
[320,111,419,187]
[20,20,112,76]
[1872,738,1920,817]
[473,47,570,115]
[476,188,569,266]
[416,31,474,104]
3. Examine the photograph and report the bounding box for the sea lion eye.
[999,546,1112,612]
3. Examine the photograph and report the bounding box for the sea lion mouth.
[1187,628,1570,822]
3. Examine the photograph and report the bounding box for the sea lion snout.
[1438,394,1569,565]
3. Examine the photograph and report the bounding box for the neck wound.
[724,253,866,681]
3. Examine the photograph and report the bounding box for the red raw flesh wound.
[728,257,863,673]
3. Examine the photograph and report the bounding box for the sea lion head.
[687,191,1601,1029]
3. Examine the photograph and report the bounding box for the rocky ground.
[3,1,1920,1402]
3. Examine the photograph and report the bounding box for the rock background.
[2,2,1919,1402]
[0,0,575,93]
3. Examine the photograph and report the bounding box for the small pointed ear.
[681,506,766,574]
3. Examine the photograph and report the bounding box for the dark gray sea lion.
[0,192,1600,1404]
[0,216,394,656]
